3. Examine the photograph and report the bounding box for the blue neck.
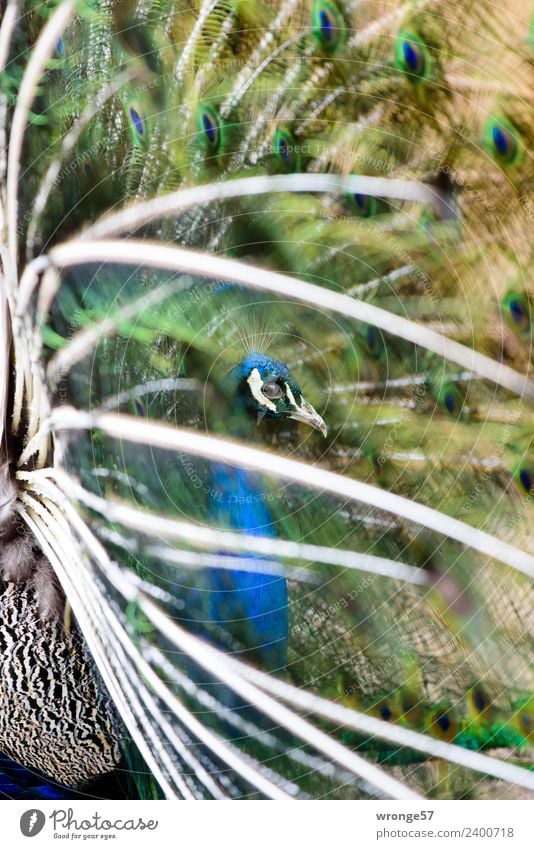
[205,463,288,670]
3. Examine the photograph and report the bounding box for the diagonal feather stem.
[0,0,20,192]
[145,643,379,797]
[98,588,278,800]
[222,652,534,793]
[126,580,534,793]
[79,173,439,240]
[20,493,181,790]
[143,546,320,583]
[44,240,534,401]
[0,1,19,76]
[24,497,231,800]
[25,71,135,260]
[31,484,309,800]
[20,485,534,794]
[22,480,309,798]
[6,0,76,282]
[37,409,534,579]
[17,498,177,799]
[103,561,423,799]
[112,611,295,800]
[175,0,221,82]
[23,490,235,800]
[20,467,429,585]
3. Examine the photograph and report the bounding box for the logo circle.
[20,810,46,838]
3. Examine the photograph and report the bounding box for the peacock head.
[230,352,327,436]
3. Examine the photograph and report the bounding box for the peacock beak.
[287,397,328,437]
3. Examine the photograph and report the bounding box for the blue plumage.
[200,352,326,669]
[0,754,66,799]
[206,464,288,670]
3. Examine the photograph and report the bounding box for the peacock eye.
[262,381,283,400]
[402,39,425,75]
[484,117,523,167]
[129,107,144,136]
[352,192,384,218]
[519,468,533,495]
[198,105,222,153]
[473,689,487,712]
[510,299,524,323]
[125,100,148,144]
[436,712,451,732]
[202,112,216,143]
[379,703,393,721]
[396,31,429,79]
[312,0,345,52]
[443,391,456,414]
[492,125,517,161]
[502,290,531,334]
[274,128,300,172]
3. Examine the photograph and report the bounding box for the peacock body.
[0,0,533,800]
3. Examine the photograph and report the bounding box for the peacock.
[0,0,533,801]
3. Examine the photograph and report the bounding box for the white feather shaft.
[42,409,534,580]
[45,240,534,401]
[20,467,429,585]
[80,173,439,240]
[6,0,76,280]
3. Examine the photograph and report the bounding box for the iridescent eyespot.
[429,708,456,739]
[130,107,144,136]
[362,324,385,360]
[510,299,525,325]
[263,381,283,400]
[436,712,451,732]
[403,40,424,74]
[379,703,393,721]
[437,382,464,417]
[278,135,289,159]
[470,687,488,714]
[513,462,534,497]
[518,467,533,496]
[366,325,379,352]
[273,128,300,172]
[399,691,423,724]
[395,31,429,79]
[125,100,147,144]
[484,117,523,167]
[373,697,397,722]
[427,705,458,740]
[202,113,216,143]
[443,392,456,414]
[351,192,387,218]
[56,38,65,57]
[319,10,334,41]
[312,0,345,52]
[198,105,222,153]
[502,290,531,334]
